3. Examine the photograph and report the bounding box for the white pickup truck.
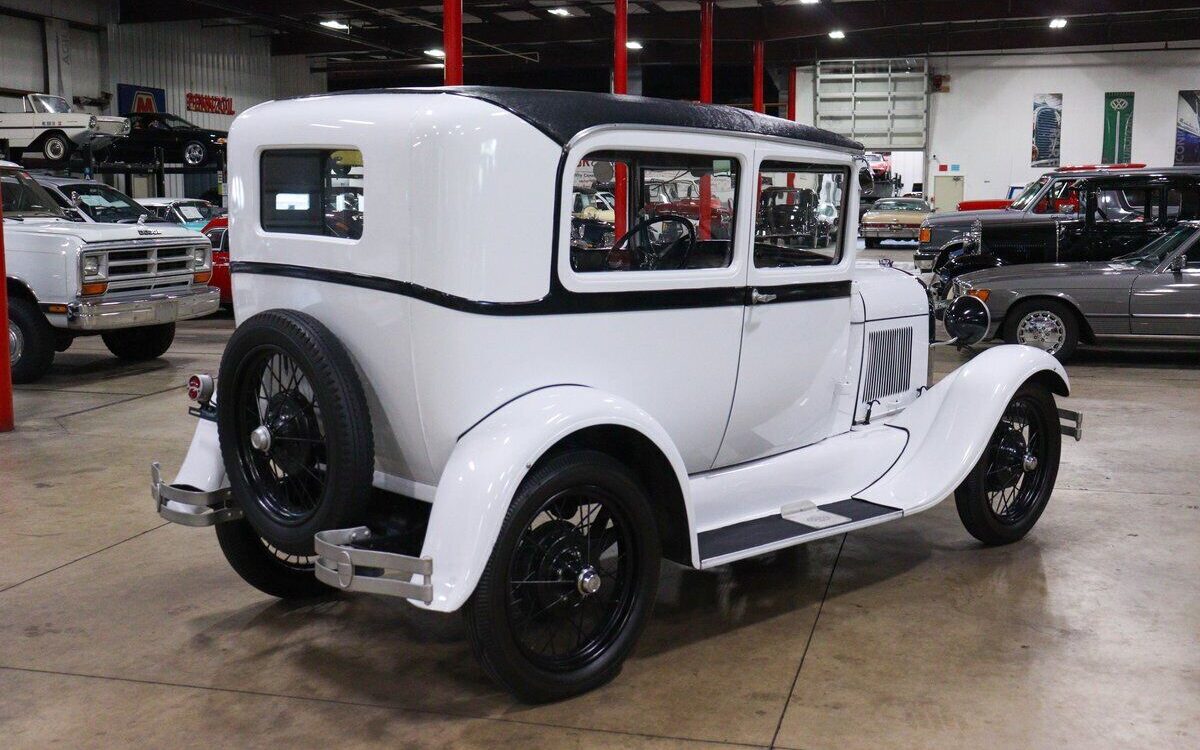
[3,161,219,382]
[0,94,129,166]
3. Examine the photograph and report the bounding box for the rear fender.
[415,385,691,612]
[173,416,227,492]
[857,345,1068,513]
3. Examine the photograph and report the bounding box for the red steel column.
[443,0,463,85]
[613,0,628,237]
[752,41,765,113]
[0,198,12,433]
[698,0,714,239]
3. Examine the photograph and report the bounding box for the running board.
[697,498,901,568]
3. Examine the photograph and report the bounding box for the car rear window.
[260,149,364,240]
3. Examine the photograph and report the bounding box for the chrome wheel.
[183,143,205,165]
[1015,310,1067,354]
[8,319,23,366]
[43,136,67,161]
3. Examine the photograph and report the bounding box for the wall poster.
[1031,93,1063,167]
[1176,90,1200,166]
[1102,92,1134,164]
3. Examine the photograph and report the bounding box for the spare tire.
[217,309,374,556]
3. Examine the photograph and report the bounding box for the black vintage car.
[105,112,227,166]
[917,166,1200,292]
[755,186,834,249]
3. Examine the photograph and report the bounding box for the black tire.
[8,296,56,383]
[217,309,373,556]
[182,140,208,166]
[955,382,1061,546]
[40,131,71,164]
[465,450,661,703]
[214,517,330,599]
[101,323,176,360]
[1003,299,1079,361]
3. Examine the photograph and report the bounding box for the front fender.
[857,345,1068,513]
[940,252,1000,281]
[415,385,691,612]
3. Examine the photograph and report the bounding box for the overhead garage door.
[815,57,928,150]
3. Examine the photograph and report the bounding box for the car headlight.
[81,253,105,279]
[193,246,210,269]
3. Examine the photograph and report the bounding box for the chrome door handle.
[750,289,777,305]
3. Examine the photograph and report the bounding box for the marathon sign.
[117,83,167,115]
[186,92,235,116]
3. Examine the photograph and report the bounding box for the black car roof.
[295,86,864,152]
[1048,167,1200,180]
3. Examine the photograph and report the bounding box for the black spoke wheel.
[218,310,373,558]
[466,450,660,703]
[214,517,330,600]
[955,382,1061,545]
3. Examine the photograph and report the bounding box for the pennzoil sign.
[186,92,235,116]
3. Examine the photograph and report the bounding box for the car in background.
[106,112,227,166]
[860,197,933,247]
[572,187,616,222]
[755,186,833,249]
[139,196,223,231]
[917,165,1200,292]
[0,93,129,166]
[956,183,1028,212]
[201,215,232,305]
[32,174,162,224]
[952,222,1200,360]
[863,152,892,180]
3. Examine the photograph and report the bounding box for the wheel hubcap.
[185,144,204,164]
[45,139,65,160]
[1023,453,1039,472]
[250,425,272,452]
[576,566,601,596]
[8,320,22,366]
[1017,311,1066,354]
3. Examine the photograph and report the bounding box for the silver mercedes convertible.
[952,221,1200,360]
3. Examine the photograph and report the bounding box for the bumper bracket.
[314,526,433,603]
[1059,408,1083,442]
[151,462,242,526]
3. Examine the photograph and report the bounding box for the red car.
[201,216,231,305]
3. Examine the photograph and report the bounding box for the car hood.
[2,218,204,243]
[863,210,929,224]
[960,261,1138,288]
[924,208,1019,227]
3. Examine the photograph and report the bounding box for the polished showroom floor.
[2,258,1198,748]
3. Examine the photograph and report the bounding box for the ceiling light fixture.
[424,48,446,58]
[548,8,571,16]
[1049,17,1067,29]
[828,30,845,39]
[319,19,349,31]
[626,40,644,50]
[800,0,820,5]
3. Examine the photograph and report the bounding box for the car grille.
[88,238,204,295]
[862,326,914,404]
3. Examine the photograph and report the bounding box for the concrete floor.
[2,302,1199,748]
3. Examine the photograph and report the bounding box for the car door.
[1087,183,1165,260]
[1131,234,1200,336]
[713,149,854,468]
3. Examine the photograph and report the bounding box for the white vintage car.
[150,88,1081,702]
[0,93,129,165]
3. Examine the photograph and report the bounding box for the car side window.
[1034,179,1083,215]
[260,149,364,240]
[1093,186,1151,224]
[754,161,846,268]
[569,150,738,273]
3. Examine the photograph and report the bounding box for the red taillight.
[187,373,214,404]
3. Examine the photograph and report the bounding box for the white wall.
[272,54,326,100]
[793,48,1200,203]
[0,14,45,99]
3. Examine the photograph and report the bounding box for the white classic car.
[0,94,129,165]
[150,88,1081,702]
[3,162,219,382]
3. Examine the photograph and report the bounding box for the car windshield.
[1,170,67,219]
[63,183,152,222]
[30,94,72,114]
[175,201,219,221]
[872,199,931,212]
[163,114,200,129]
[1114,225,1199,269]
[1009,176,1050,211]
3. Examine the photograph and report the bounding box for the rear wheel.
[217,310,373,556]
[1003,299,1079,361]
[182,140,208,166]
[465,450,661,703]
[102,323,175,360]
[955,382,1061,545]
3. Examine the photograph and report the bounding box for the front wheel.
[40,132,72,164]
[182,140,208,166]
[1003,299,1079,361]
[465,450,661,703]
[102,323,176,360]
[8,296,56,383]
[955,382,1061,545]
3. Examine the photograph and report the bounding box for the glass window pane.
[754,162,846,268]
[260,148,364,240]
[569,151,738,273]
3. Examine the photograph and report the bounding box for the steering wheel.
[606,214,697,271]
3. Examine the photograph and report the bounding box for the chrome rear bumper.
[151,462,241,526]
[314,526,433,603]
